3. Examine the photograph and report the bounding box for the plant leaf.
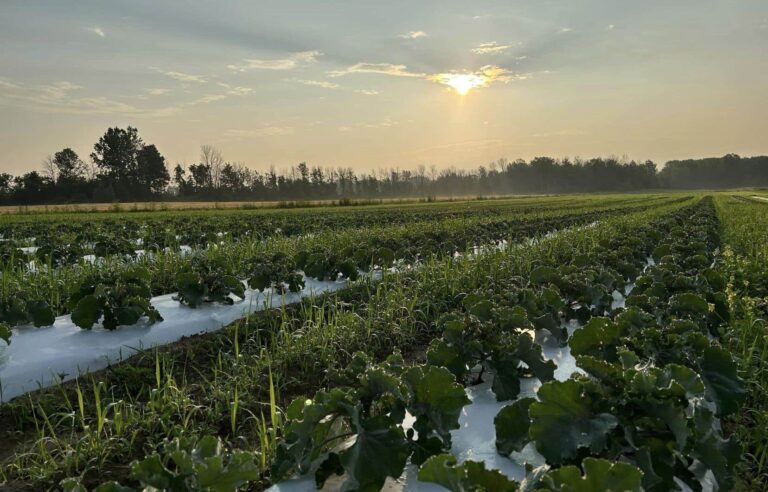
[495,398,535,455]
[529,380,618,465]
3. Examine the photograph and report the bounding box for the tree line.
[1,126,766,204]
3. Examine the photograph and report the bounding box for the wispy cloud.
[293,79,340,89]
[398,31,428,39]
[86,26,105,38]
[155,69,207,83]
[223,127,294,139]
[190,94,226,105]
[559,27,574,33]
[355,89,380,96]
[0,78,142,115]
[607,24,616,31]
[330,61,526,95]
[471,42,511,55]
[147,88,169,96]
[227,51,321,72]
[217,82,253,96]
[329,63,425,78]
[0,77,248,118]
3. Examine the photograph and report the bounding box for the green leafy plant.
[67,268,162,330]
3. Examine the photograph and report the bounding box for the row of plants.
[255,198,744,491]
[49,199,714,490]
[0,195,678,271]
[713,195,768,490]
[0,196,687,334]
[0,195,634,263]
[0,194,657,241]
[0,198,692,489]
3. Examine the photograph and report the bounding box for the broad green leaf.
[463,296,492,321]
[114,306,143,327]
[575,356,621,383]
[176,272,207,308]
[490,350,522,401]
[427,339,471,381]
[700,346,745,417]
[569,317,621,362]
[340,415,409,491]
[541,457,643,491]
[404,365,470,442]
[515,333,556,382]
[130,453,180,490]
[196,450,260,492]
[71,294,101,329]
[417,454,518,492]
[495,398,535,455]
[529,380,618,465]
[691,407,741,491]
[248,271,270,291]
[669,293,709,315]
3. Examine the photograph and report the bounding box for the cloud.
[223,127,294,138]
[86,26,105,38]
[227,50,321,71]
[607,24,616,30]
[147,88,170,96]
[329,60,525,94]
[190,94,226,104]
[0,78,144,115]
[559,27,574,33]
[329,63,425,78]
[471,42,511,55]
[217,82,253,96]
[427,65,523,92]
[155,69,207,83]
[293,79,340,89]
[355,89,380,95]
[398,31,428,39]
[0,77,246,118]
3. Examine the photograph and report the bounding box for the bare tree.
[41,155,57,182]
[200,145,224,189]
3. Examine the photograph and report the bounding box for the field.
[0,193,766,492]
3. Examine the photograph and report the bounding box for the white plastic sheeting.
[0,276,349,401]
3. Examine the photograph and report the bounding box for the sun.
[432,73,487,95]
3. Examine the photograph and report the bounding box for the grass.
[715,195,768,489]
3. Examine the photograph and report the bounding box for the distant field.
[0,195,545,215]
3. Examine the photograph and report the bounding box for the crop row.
[239,198,742,491]
[31,198,730,491]
[0,198,692,489]
[0,195,674,269]
[0,196,688,334]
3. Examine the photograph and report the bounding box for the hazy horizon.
[1,0,767,175]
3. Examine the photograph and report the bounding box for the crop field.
[0,193,766,491]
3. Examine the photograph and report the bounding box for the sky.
[0,0,767,175]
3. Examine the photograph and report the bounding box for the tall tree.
[90,127,143,194]
[53,148,86,183]
[136,144,170,195]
